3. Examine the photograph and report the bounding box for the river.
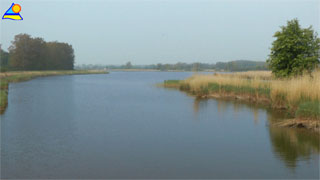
[1,72,319,179]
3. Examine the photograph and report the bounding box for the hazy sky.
[0,0,319,65]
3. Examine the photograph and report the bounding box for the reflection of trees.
[268,114,320,168]
[192,97,319,169]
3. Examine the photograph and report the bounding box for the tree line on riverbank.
[0,34,74,71]
[77,60,268,72]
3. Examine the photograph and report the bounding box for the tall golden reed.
[181,70,320,107]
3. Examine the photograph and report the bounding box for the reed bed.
[216,71,273,80]
[164,70,320,119]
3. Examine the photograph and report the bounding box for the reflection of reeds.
[252,108,259,125]
[217,99,229,114]
[164,70,320,119]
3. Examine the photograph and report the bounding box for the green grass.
[164,80,180,84]
[163,80,181,88]
[0,80,9,113]
[205,83,270,97]
[295,101,320,119]
[0,81,9,90]
[0,89,8,113]
[163,80,272,99]
[0,70,108,114]
[2,70,107,82]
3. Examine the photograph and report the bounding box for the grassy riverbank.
[0,70,108,114]
[163,71,320,129]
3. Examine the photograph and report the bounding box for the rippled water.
[1,72,319,179]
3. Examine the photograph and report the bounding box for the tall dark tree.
[125,61,132,69]
[0,45,9,71]
[267,19,320,77]
[8,34,74,70]
[46,42,74,70]
[9,34,46,70]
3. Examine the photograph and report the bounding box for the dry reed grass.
[217,71,273,80]
[179,70,320,108]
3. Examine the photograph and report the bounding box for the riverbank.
[106,69,219,72]
[0,70,108,114]
[162,71,320,131]
[106,69,160,72]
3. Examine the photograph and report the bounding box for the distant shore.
[0,70,108,114]
[106,69,160,72]
[162,71,320,132]
[106,69,219,72]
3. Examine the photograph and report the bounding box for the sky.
[0,0,319,65]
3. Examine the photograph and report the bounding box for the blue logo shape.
[2,3,23,20]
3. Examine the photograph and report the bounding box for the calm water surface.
[1,72,319,179]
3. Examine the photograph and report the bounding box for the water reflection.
[268,126,319,168]
[267,113,320,168]
[253,108,259,125]
[193,98,208,115]
[216,98,261,125]
[192,98,320,169]
[2,76,78,178]
[217,98,229,113]
[2,72,319,178]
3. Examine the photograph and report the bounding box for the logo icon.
[2,3,23,20]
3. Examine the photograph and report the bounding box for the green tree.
[46,42,74,70]
[192,62,201,72]
[0,45,9,71]
[267,19,320,77]
[125,61,132,69]
[8,34,74,70]
[156,63,163,70]
[9,34,46,70]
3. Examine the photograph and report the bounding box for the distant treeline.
[0,34,74,71]
[214,60,268,71]
[77,60,268,71]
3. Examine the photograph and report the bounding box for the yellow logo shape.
[2,3,23,20]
